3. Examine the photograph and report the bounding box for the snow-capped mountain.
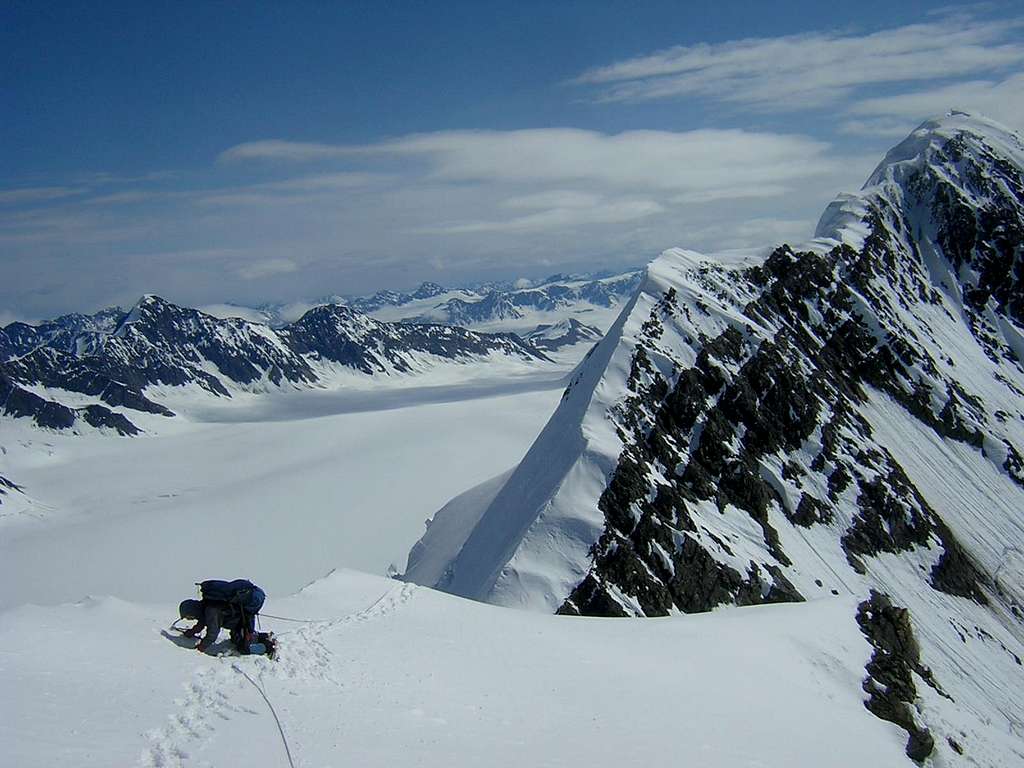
[0,295,549,434]
[210,271,641,331]
[405,113,1024,764]
[345,280,450,314]
[396,272,642,327]
[2,307,125,359]
[433,291,525,326]
[523,318,604,351]
[284,303,544,374]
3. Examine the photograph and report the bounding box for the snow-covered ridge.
[2,570,922,768]
[405,113,1024,764]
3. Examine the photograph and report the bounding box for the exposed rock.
[483,118,1024,639]
[856,592,937,763]
[1,370,142,435]
[0,474,22,503]
[3,347,173,416]
[930,522,990,605]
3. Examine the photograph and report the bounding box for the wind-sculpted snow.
[406,113,1024,764]
[0,295,551,434]
[0,472,50,532]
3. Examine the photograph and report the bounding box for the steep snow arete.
[406,113,1024,764]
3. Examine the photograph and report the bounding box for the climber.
[177,579,276,657]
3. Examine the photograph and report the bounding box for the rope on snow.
[233,664,297,768]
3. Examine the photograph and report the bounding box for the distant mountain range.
[1,267,641,435]
[328,271,641,323]
[1,296,549,435]
[196,270,642,331]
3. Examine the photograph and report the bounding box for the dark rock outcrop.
[1,370,141,435]
[857,591,940,762]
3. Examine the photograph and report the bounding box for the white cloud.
[261,172,385,192]
[219,140,354,163]
[423,196,664,235]
[571,16,1024,111]
[0,309,23,326]
[382,129,843,192]
[237,258,300,280]
[0,209,148,245]
[844,73,1024,134]
[678,216,818,252]
[220,128,842,198]
[501,190,605,210]
[197,172,384,207]
[0,186,86,205]
[5,127,878,318]
[82,191,159,206]
[671,185,790,205]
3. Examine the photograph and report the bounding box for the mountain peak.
[815,113,1024,327]
[406,115,1024,758]
[864,111,1023,189]
[411,281,447,299]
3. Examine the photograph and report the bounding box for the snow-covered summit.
[406,113,1024,763]
[863,111,1024,188]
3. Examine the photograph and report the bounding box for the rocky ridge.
[406,113,1024,765]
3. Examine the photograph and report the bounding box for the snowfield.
[0,376,564,611]
[2,570,912,768]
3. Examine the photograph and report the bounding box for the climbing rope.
[233,664,297,768]
[260,586,399,625]
[258,612,323,623]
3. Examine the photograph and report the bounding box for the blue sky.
[3,1,1023,320]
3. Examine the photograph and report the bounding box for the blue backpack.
[198,579,266,616]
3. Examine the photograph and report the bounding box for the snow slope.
[3,570,916,768]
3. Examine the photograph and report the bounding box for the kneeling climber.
[178,579,276,657]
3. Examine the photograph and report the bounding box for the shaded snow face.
[407,114,1024,765]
